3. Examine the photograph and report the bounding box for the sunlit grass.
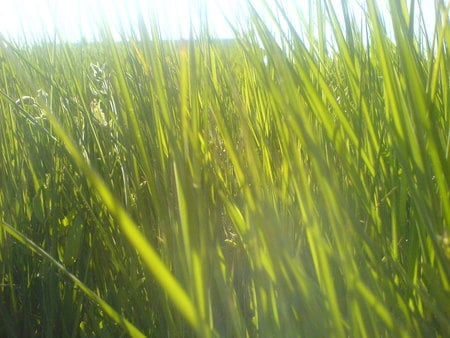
[1,0,449,337]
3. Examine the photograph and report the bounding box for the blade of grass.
[0,221,146,338]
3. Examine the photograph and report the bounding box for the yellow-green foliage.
[1,0,449,337]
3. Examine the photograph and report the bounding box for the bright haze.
[0,0,437,43]
[0,0,267,42]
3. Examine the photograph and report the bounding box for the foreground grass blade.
[0,221,146,338]
[40,102,212,337]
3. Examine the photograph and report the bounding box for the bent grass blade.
[0,221,146,338]
[40,104,214,337]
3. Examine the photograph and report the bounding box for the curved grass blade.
[40,102,213,337]
[0,221,146,338]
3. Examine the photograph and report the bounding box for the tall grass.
[1,0,449,336]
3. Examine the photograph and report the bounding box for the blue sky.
[0,0,437,43]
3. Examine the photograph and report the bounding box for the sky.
[0,0,261,41]
[0,0,439,43]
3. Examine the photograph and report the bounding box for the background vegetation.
[1,0,449,336]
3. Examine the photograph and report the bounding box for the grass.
[0,0,449,336]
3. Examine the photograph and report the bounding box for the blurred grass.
[1,0,450,337]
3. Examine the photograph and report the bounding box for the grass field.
[1,0,450,337]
